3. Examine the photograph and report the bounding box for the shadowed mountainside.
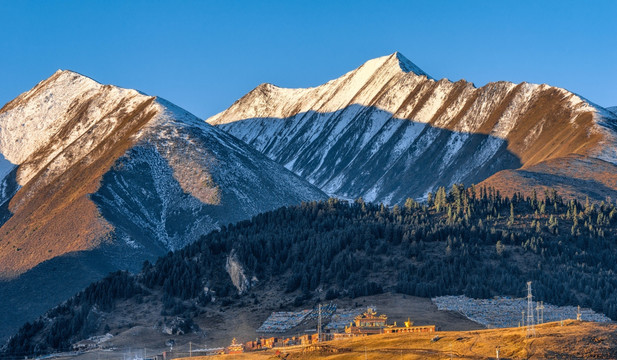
[0,246,132,341]
[209,106,522,202]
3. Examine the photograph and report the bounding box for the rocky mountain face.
[0,70,326,340]
[208,52,617,204]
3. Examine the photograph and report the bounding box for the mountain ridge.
[0,69,326,340]
[208,52,617,203]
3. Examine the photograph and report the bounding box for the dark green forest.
[4,185,617,356]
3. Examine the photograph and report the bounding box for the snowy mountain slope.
[208,53,617,203]
[608,106,617,115]
[0,70,325,279]
[92,97,328,253]
[0,70,326,341]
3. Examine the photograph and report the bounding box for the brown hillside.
[480,154,617,202]
[0,89,158,278]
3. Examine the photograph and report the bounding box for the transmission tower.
[538,301,544,324]
[526,281,535,337]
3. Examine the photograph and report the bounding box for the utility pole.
[526,281,535,337]
[318,304,322,342]
[189,342,192,357]
[577,305,581,321]
[536,302,540,326]
[496,346,500,359]
[521,311,525,328]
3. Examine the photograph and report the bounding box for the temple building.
[345,308,436,336]
[226,338,244,354]
[345,307,388,335]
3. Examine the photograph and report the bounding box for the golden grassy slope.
[196,320,617,360]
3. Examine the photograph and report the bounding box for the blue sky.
[1,1,615,118]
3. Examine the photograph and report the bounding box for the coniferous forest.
[4,185,617,356]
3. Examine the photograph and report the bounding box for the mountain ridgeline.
[208,52,617,204]
[0,70,326,341]
[5,186,617,356]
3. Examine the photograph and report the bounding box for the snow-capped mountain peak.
[0,69,149,185]
[208,53,617,205]
[393,51,432,78]
[208,52,433,127]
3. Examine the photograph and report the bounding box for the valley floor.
[60,293,482,360]
[45,295,617,360]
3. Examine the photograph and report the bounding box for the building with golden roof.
[345,307,388,335]
[226,338,244,354]
[344,308,436,336]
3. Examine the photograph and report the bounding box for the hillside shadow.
[217,104,523,202]
[0,242,149,343]
[0,166,19,227]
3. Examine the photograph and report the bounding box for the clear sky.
[1,1,615,119]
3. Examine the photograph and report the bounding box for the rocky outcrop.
[225,251,250,294]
